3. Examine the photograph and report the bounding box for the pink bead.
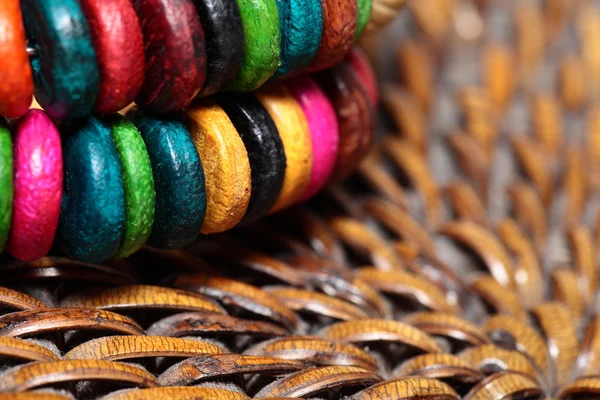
[286,75,339,201]
[346,47,379,107]
[7,109,63,261]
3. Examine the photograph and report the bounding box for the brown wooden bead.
[566,225,596,302]
[556,377,600,400]
[384,137,442,228]
[530,302,579,389]
[246,335,378,371]
[576,317,600,378]
[315,63,374,182]
[562,147,588,227]
[320,319,443,354]
[459,345,540,383]
[100,386,248,400]
[172,274,299,330]
[356,151,411,210]
[349,376,459,400]
[146,312,288,338]
[60,285,225,315]
[0,308,143,338]
[63,335,225,361]
[0,393,72,400]
[382,84,428,153]
[255,365,382,398]
[326,216,405,271]
[0,360,158,392]
[404,312,490,349]
[507,183,547,253]
[531,93,563,159]
[357,268,457,314]
[511,136,554,209]
[551,268,585,325]
[446,132,490,202]
[463,371,543,400]
[559,55,588,110]
[0,286,46,312]
[496,218,544,308]
[396,40,433,113]
[266,287,370,321]
[393,353,483,384]
[445,181,489,227]
[159,354,304,386]
[0,337,60,362]
[458,87,498,159]
[469,275,527,321]
[483,45,516,114]
[309,0,357,71]
[483,315,551,384]
[516,3,545,79]
[439,221,516,290]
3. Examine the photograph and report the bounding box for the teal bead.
[58,117,125,263]
[128,110,206,249]
[21,0,99,120]
[274,0,323,77]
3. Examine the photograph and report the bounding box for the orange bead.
[0,0,33,117]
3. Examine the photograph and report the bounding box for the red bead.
[132,0,207,113]
[79,0,145,114]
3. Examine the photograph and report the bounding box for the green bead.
[226,0,280,92]
[0,119,13,252]
[105,114,156,258]
[354,0,372,38]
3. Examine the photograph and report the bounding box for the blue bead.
[58,117,125,262]
[21,0,99,120]
[128,110,206,249]
[274,0,323,77]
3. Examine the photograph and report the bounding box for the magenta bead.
[6,109,63,261]
[286,75,339,201]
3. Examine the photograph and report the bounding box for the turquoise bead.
[274,0,323,77]
[58,117,125,263]
[21,0,99,120]
[128,110,206,249]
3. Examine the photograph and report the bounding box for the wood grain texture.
[184,100,251,233]
[0,0,33,118]
[0,360,158,392]
[405,312,490,348]
[349,376,459,399]
[132,0,206,113]
[60,285,225,314]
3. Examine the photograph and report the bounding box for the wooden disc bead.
[309,0,358,71]
[132,0,206,113]
[106,114,155,258]
[0,0,33,118]
[184,100,251,234]
[0,120,12,253]
[58,117,124,263]
[191,0,244,96]
[346,47,378,107]
[355,0,373,38]
[226,0,281,91]
[315,62,374,182]
[129,110,205,249]
[285,75,339,200]
[21,0,100,120]
[78,0,145,114]
[216,93,286,224]
[255,82,313,214]
[6,111,61,261]
[274,0,323,77]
